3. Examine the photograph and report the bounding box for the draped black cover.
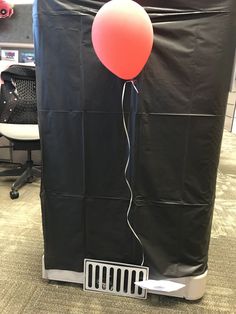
[33,0,236,278]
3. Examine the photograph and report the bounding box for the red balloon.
[92,0,153,80]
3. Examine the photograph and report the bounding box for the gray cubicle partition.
[0,4,33,45]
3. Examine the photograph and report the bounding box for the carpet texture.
[0,130,235,313]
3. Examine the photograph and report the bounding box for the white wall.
[9,0,34,4]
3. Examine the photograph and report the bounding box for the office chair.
[0,64,40,199]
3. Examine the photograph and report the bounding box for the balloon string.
[121,80,145,266]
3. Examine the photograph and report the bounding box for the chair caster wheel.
[10,190,19,199]
[27,176,34,183]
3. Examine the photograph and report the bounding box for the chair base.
[0,160,41,199]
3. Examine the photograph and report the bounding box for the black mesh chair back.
[0,64,37,124]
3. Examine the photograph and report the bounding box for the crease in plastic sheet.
[33,0,236,278]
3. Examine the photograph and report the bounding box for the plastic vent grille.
[84,259,149,299]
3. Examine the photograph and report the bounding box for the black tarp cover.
[33,0,236,278]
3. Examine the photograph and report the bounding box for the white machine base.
[42,256,207,301]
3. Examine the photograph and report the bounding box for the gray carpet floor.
[0,130,235,313]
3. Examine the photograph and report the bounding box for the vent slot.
[84,259,149,299]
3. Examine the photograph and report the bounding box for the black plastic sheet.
[33,0,236,278]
